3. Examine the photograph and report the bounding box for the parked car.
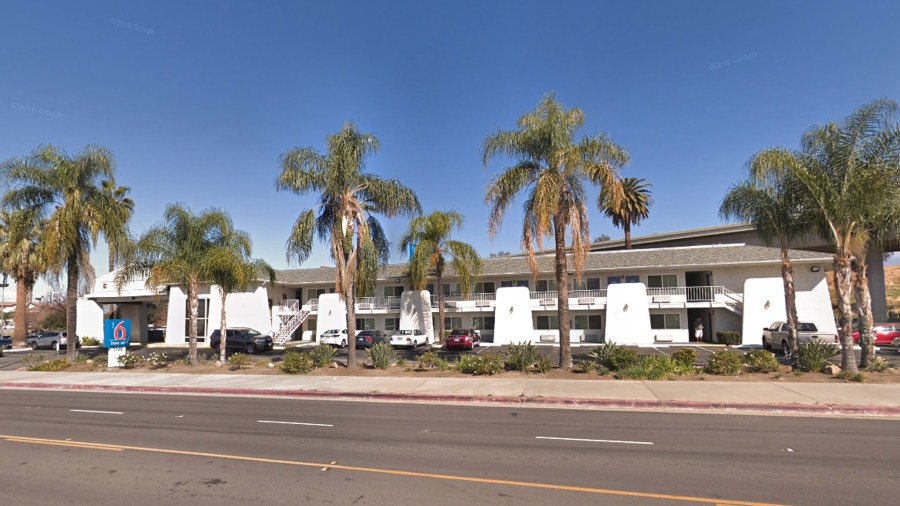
[355,330,389,349]
[319,329,350,347]
[445,328,481,350]
[26,331,80,351]
[762,321,836,356]
[209,328,273,354]
[389,329,428,348]
[0,336,11,349]
[852,324,900,346]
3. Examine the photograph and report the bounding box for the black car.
[209,328,273,354]
[0,336,11,349]
[355,330,389,349]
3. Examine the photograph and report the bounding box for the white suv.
[319,329,349,347]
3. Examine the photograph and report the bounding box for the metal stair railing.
[272,299,309,344]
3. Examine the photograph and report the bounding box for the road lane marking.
[70,409,123,415]
[536,436,654,445]
[0,433,778,505]
[4,438,123,451]
[257,420,333,427]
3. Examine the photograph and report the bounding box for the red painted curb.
[3,381,900,417]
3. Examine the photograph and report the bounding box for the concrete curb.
[4,381,900,417]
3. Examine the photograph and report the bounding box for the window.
[305,319,317,334]
[383,286,404,298]
[536,315,559,330]
[648,274,678,289]
[184,298,210,339]
[474,281,495,294]
[607,275,640,285]
[650,313,681,330]
[309,288,332,301]
[356,318,375,330]
[442,283,461,297]
[444,316,463,330]
[536,279,558,292]
[384,318,400,331]
[573,277,600,290]
[472,316,495,331]
[500,280,529,288]
[573,315,602,329]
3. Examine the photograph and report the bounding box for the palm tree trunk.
[437,270,445,344]
[65,255,79,363]
[624,222,632,249]
[188,279,199,366]
[554,217,571,370]
[219,291,228,366]
[852,259,874,369]
[780,244,799,356]
[345,281,357,368]
[833,254,858,373]
[12,278,28,347]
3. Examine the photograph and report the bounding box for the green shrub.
[575,360,596,373]
[504,341,539,371]
[716,331,742,345]
[146,351,167,369]
[81,337,101,346]
[672,361,697,375]
[641,354,676,374]
[91,357,108,370]
[607,348,640,371]
[456,354,504,375]
[615,355,675,380]
[310,344,338,368]
[535,355,553,374]
[595,365,611,376]
[742,349,779,373]
[705,351,743,375]
[30,358,71,371]
[837,370,865,382]
[417,351,451,371]
[21,353,44,369]
[866,357,891,373]
[367,342,395,370]
[228,353,252,370]
[74,352,91,365]
[281,351,315,374]
[117,353,144,369]
[672,348,697,367]
[795,341,839,372]
[396,358,407,368]
[588,342,621,366]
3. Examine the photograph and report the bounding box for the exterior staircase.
[722,288,744,315]
[272,299,310,345]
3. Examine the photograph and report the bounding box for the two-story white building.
[77,242,837,348]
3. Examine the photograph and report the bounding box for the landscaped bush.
[504,341,539,372]
[281,351,315,374]
[535,355,553,374]
[607,348,639,371]
[310,344,338,368]
[742,349,779,373]
[866,357,891,373]
[456,353,504,375]
[117,353,144,369]
[81,337,101,346]
[228,353,252,370]
[575,360,596,373]
[837,370,865,382]
[30,358,71,371]
[716,331,742,345]
[146,351,167,369]
[74,352,91,364]
[367,342,395,370]
[795,341,839,372]
[615,355,676,380]
[21,353,44,369]
[417,351,450,371]
[91,357,108,370]
[705,350,743,375]
[671,348,697,367]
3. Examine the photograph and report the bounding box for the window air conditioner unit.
[653,295,671,303]
[577,297,595,305]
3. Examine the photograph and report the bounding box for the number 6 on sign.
[103,319,131,348]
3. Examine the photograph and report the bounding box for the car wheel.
[31,342,38,350]
[245,343,257,354]
[762,337,771,351]
[52,341,58,351]
[341,339,347,348]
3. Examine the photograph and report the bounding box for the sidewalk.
[1,370,899,418]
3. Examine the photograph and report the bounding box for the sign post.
[104,319,131,367]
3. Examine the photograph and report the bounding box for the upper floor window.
[383,286,404,298]
[647,274,678,289]
[536,279,558,292]
[500,280,529,288]
[607,275,640,285]
[474,281,495,294]
[573,277,601,290]
[442,283,461,297]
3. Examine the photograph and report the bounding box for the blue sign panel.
[103,319,131,348]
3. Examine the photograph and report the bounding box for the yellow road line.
[1,434,780,506]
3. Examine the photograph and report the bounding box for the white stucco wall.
[742,274,837,346]
[165,287,187,345]
[317,293,347,338]
[400,290,434,340]
[207,285,272,335]
[493,287,534,345]
[76,299,104,341]
[605,283,653,345]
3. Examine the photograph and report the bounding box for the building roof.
[591,223,757,250]
[274,243,832,285]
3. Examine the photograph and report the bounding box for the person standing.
[694,317,704,343]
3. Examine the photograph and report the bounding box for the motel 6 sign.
[103,319,132,348]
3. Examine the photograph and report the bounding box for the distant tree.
[399,210,482,343]
[599,177,653,249]
[0,208,48,347]
[592,234,611,243]
[489,251,512,258]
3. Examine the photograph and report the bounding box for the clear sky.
[2,0,899,299]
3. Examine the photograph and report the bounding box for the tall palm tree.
[3,145,129,362]
[483,93,629,369]
[101,178,135,273]
[720,150,812,356]
[276,121,421,368]
[398,210,482,343]
[117,203,237,366]
[206,234,275,366]
[599,177,653,249]
[0,208,48,347]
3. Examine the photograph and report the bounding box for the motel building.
[76,241,838,349]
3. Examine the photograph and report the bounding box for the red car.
[852,324,900,346]
[445,329,481,350]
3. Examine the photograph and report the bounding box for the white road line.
[257,420,333,427]
[69,409,123,415]
[536,436,653,445]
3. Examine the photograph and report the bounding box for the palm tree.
[101,178,135,273]
[2,145,129,362]
[398,211,482,343]
[754,99,900,373]
[0,208,48,347]
[483,93,629,369]
[206,234,275,366]
[117,203,237,366]
[276,121,421,368]
[599,177,653,249]
[720,150,812,356]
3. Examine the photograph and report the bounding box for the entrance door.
[685,271,713,302]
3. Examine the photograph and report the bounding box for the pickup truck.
[762,321,837,356]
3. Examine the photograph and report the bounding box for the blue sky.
[2,0,899,298]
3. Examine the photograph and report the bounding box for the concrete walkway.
[1,370,899,418]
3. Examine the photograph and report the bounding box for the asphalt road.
[0,390,896,505]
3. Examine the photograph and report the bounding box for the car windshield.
[450,329,467,335]
[244,329,261,337]
[797,323,818,332]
